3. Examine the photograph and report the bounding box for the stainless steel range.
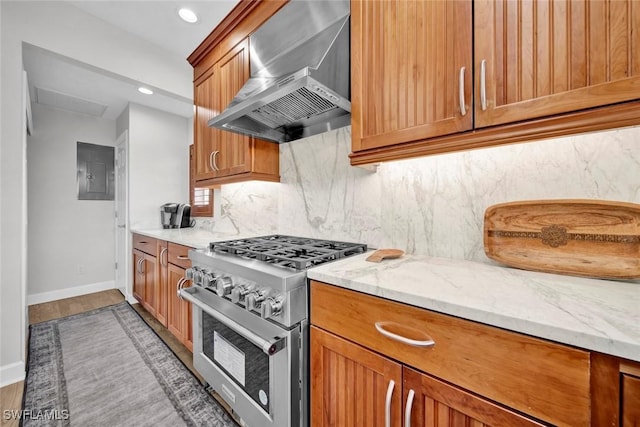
[179,235,367,427]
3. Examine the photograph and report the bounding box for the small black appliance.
[160,203,192,229]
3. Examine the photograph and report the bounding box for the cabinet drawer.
[310,281,591,426]
[132,233,158,255]
[168,242,192,269]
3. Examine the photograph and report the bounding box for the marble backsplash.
[196,125,640,263]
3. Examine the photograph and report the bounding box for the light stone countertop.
[307,252,640,363]
[131,228,257,249]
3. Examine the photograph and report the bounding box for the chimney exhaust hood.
[207,0,350,143]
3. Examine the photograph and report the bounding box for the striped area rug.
[22,302,237,427]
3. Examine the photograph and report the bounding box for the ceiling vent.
[35,87,108,118]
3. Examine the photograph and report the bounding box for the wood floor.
[0,289,206,427]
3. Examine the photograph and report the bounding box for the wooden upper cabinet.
[189,1,283,187]
[192,38,280,186]
[350,0,640,165]
[475,0,640,127]
[194,66,219,181]
[189,144,214,217]
[215,39,252,177]
[351,0,473,151]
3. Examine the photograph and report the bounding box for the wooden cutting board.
[484,200,640,279]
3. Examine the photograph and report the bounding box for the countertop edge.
[130,228,242,249]
[307,269,640,363]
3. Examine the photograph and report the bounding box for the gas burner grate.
[209,235,367,270]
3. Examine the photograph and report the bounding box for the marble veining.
[308,253,640,362]
[195,124,640,265]
[188,124,640,359]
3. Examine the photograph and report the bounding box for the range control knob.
[246,290,266,312]
[215,276,233,297]
[203,272,217,288]
[261,297,283,319]
[231,285,252,304]
[189,267,203,286]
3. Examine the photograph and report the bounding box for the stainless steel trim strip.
[181,286,286,356]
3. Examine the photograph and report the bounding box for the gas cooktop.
[208,234,367,271]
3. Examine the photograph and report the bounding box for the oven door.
[180,286,305,427]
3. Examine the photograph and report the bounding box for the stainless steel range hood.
[207,0,350,143]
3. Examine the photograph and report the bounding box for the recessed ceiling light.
[138,87,153,95]
[178,8,198,23]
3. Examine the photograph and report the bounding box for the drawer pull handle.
[374,322,435,347]
[385,380,395,427]
[405,389,415,426]
[176,255,190,260]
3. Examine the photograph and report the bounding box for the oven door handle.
[180,286,286,356]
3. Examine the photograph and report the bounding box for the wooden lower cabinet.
[156,241,169,326]
[623,373,640,426]
[311,326,542,427]
[167,262,193,351]
[402,367,543,427]
[142,253,157,317]
[132,233,192,351]
[309,281,633,426]
[132,248,157,317]
[132,249,145,303]
[311,326,402,427]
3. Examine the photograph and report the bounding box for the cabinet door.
[194,66,220,181]
[142,253,157,317]
[167,263,192,350]
[184,287,193,352]
[156,242,168,327]
[167,263,186,343]
[351,0,473,152]
[403,367,544,427]
[132,249,145,303]
[311,326,402,427]
[623,374,640,426]
[216,38,252,177]
[475,0,640,128]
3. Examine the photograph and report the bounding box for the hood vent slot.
[249,87,338,129]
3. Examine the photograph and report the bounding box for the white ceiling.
[68,0,239,59]
[23,1,239,120]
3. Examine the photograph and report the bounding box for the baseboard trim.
[0,361,25,387]
[28,280,116,305]
[125,293,138,305]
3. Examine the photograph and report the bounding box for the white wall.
[27,104,116,301]
[0,0,192,385]
[128,103,190,230]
